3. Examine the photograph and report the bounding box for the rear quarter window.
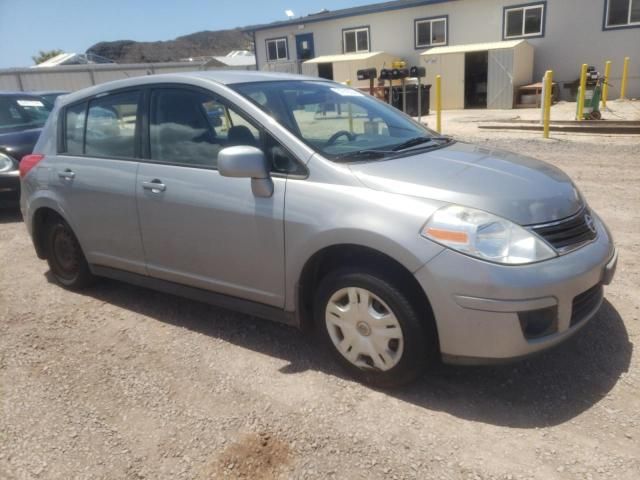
[64,103,86,155]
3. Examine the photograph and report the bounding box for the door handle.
[142,179,166,193]
[58,169,75,180]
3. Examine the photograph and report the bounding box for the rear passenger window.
[65,103,86,155]
[85,91,139,158]
[150,89,259,168]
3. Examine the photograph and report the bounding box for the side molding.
[92,265,299,327]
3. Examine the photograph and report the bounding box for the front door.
[135,87,286,307]
[295,33,315,61]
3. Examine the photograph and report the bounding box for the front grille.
[570,284,603,327]
[530,208,597,252]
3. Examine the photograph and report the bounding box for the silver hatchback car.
[21,71,617,386]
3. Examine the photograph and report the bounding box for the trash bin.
[385,84,431,116]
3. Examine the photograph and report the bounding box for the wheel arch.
[295,243,438,346]
[30,205,68,259]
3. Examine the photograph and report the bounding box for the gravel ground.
[1,104,639,479]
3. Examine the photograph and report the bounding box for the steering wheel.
[325,130,356,146]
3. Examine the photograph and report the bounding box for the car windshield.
[0,96,52,132]
[231,80,442,161]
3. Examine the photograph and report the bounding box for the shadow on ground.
[0,208,22,224]
[70,276,632,429]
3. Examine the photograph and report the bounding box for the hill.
[86,29,252,63]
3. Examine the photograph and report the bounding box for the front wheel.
[45,218,95,290]
[314,268,436,387]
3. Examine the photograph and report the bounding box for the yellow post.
[602,61,611,108]
[543,70,553,139]
[346,80,354,133]
[576,63,588,121]
[435,74,442,134]
[620,56,630,100]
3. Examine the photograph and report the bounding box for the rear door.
[51,90,146,274]
[135,86,289,307]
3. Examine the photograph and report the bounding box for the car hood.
[349,141,583,225]
[0,128,42,161]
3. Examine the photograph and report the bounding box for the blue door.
[295,33,315,61]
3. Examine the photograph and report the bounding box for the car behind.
[0,92,52,208]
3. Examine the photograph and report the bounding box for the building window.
[343,27,370,53]
[415,16,448,48]
[266,37,288,61]
[605,0,640,28]
[503,3,545,39]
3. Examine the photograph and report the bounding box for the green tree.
[32,49,64,65]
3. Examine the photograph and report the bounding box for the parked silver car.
[20,72,617,386]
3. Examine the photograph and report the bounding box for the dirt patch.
[207,432,290,479]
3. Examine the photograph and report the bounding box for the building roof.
[421,40,528,55]
[304,51,388,64]
[32,52,115,68]
[244,0,453,32]
[212,51,256,67]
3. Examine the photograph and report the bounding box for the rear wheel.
[315,268,435,387]
[45,218,94,290]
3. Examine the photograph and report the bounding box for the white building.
[246,0,640,107]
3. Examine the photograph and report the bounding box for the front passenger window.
[150,89,259,168]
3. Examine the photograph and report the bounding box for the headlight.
[421,205,557,265]
[0,152,16,173]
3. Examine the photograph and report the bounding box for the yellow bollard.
[620,57,630,100]
[602,61,611,108]
[543,70,553,139]
[576,63,588,121]
[435,75,442,134]
[346,80,354,133]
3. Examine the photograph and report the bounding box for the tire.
[314,267,436,388]
[45,217,95,290]
[589,110,602,120]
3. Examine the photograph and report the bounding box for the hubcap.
[325,287,404,371]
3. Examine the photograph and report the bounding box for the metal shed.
[421,40,534,110]
[302,51,397,89]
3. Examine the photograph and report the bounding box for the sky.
[0,0,374,68]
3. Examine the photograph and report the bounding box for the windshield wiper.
[332,149,395,162]
[391,136,452,151]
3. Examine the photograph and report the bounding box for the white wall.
[0,63,254,93]
[254,0,640,100]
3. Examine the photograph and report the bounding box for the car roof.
[0,91,52,98]
[30,90,69,95]
[186,70,320,84]
[57,70,329,106]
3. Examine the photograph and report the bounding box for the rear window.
[62,91,140,157]
[85,91,139,158]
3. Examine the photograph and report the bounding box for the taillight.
[19,154,45,179]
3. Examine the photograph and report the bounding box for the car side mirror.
[218,145,273,198]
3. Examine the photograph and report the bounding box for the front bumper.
[0,170,20,208]
[415,215,616,363]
